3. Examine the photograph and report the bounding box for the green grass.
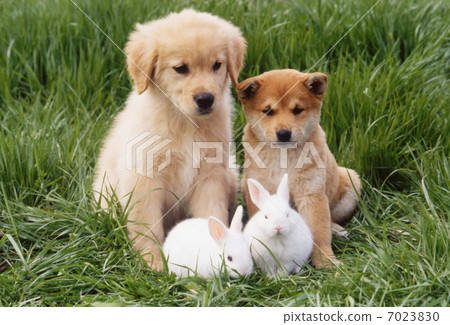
[0,0,448,306]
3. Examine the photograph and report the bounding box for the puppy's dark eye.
[227,255,233,262]
[264,215,268,220]
[173,64,189,74]
[293,107,304,115]
[262,107,274,116]
[212,61,222,71]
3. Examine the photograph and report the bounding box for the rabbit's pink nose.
[275,225,282,234]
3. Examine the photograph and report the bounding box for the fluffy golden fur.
[93,9,246,271]
[237,69,361,268]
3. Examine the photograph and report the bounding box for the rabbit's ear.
[247,179,270,210]
[277,174,290,202]
[230,205,244,232]
[208,217,228,244]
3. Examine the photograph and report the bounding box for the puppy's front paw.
[312,255,343,269]
[331,222,348,238]
[332,229,349,238]
[143,251,164,272]
[151,259,164,272]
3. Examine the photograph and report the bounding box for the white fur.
[244,174,314,275]
[163,206,253,278]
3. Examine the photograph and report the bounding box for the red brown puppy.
[238,69,361,268]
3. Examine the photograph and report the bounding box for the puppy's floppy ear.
[124,23,158,95]
[303,72,328,99]
[226,26,247,86]
[237,78,261,101]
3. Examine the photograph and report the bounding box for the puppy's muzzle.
[276,129,292,142]
[194,93,214,115]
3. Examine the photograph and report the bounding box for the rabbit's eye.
[264,215,268,219]
[227,255,233,262]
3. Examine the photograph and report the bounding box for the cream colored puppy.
[93,10,246,271]
[238,69,361,268]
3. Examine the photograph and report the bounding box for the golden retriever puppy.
[237,69,361,268]
[93,10,246,271]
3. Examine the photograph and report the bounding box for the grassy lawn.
[0,0,448,306]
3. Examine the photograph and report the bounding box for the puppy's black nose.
[277,130,292,142]
[194,93,214,114]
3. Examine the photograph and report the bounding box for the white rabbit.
[244,174,314,276]
[163,206,253,278]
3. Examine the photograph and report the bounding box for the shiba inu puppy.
[238,69,361,267]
